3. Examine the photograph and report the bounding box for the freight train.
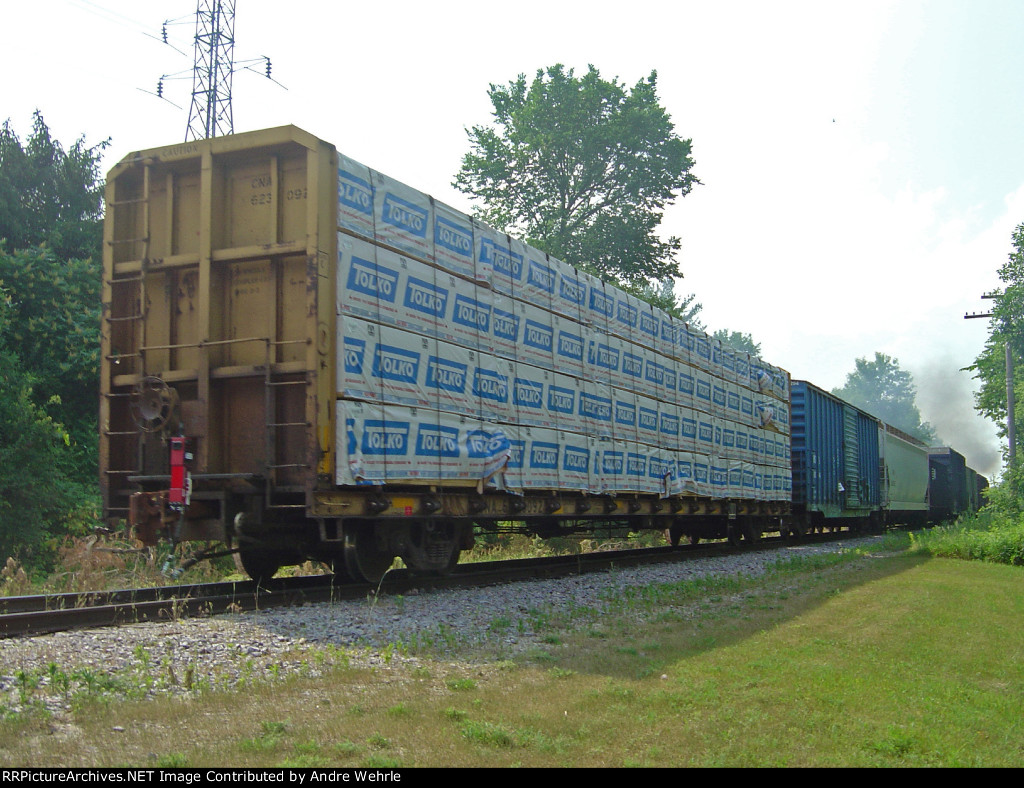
[99,126,987,583]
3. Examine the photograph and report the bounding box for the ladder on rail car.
[101,178,153,522]
[263,338,310,512]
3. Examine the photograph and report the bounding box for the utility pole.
[965,293,1015,465]
[186,0,235,141]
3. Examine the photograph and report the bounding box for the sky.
[5,0,1023,476]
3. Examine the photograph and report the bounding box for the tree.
[0,245,101,439]
[0,288,90,567]
[971,221,1024,462]
[455,64,700,295]
[832,353,937,444]
[622,277,703,326]
[713,329,761,356]
[0,111,109,261]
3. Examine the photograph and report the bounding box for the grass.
[1,535,1022,767]
[900,508,1024,565]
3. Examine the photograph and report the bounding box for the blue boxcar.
[791,380,880,528]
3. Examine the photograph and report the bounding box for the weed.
[458,719,520,748]
[367,733,391,750]
[445,678,477,692]
[334,741,362,756]
[154,753,189,767]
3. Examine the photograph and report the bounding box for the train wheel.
[237,548,281,585]
[410,545,461,577]
[665,525,684,547]
[343,525,395,584]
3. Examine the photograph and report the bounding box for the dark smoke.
[913,356,1002,478]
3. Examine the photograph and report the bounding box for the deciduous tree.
[832,352,937,444]
[971,221,1024,462]
[0,111,109,261]
[455,64,700,301]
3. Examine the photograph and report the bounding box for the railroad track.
[0,533,852,640]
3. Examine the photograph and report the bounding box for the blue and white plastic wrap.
[334,150,792,501]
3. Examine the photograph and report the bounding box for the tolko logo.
[435,216,473,259]
[589,289,614,319]
[482,240,524,280]
[415,424,460,457]
[563,446,590,473]
[557,331,583,362]
[524,320,553,352]
[404,276,449,318]
[627,453,647,477]
[362,420,410,455]
[527,259,556,294]
[492,308,519,342]
[347,257,399,302]
[649,456,672,480]
[381,193,428,238]
[588,342,619,371]
[622,351,643,378]
[426,357,467,393]
[453,295,491,332]
[559,274,586,306]
[372,345,420,383]
[547,386,575,414]
[602,451,624,475]
[467,429,510,458]
[513,378,543,408]
[343,338,366,374]
[640,310,658,337]
[616,300,638,328]
[579,393,611,423]
[530,442,559,469]
[338,170,373,215]
[473,368,509,403]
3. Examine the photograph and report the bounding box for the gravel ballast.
[0,537,882,714]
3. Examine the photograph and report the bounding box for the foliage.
[0,291,95,568]
[906,508,1024,566]
[0,113,106,569]
[0,245,101,442]
[455,64,700,299]
[832,352,937,444]
[971,222,1024,458]
[0,111,109,261]
[712,329,761,356]
[620,276,703,326]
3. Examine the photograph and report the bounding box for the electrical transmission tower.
[186,0,235,141]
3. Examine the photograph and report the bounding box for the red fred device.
[168,436,189,512]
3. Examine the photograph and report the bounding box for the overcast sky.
[6,0,1022,475]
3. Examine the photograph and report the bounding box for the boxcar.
[790,381,880,530]
[928,447,969,522]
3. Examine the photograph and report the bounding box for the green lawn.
[3,550,1022,767]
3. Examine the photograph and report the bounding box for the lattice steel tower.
[186,0,236,140]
